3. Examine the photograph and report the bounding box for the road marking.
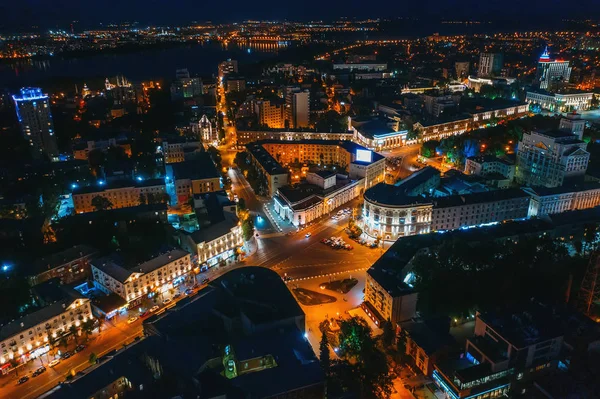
[284,267,368,282]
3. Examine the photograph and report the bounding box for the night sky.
[0,0,597,30]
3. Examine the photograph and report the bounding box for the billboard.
[356,149,373,163]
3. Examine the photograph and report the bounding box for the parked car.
[185,288,193,295]
[305,232,312,238]
[62,351,72,359]
[201,278,210,285]
[48,359,60,368]
[162,298,172,305]
[173,293,181,299]
[32,367,46,377]
[74,345,85,353]
[127,316,139,324]
[149,305,159,313]
[17,376,29,384]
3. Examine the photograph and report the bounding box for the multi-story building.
[178,212,243,269]
[535,47,572,91]
[362,169,530,240]
[350,117,408,150]
[72,179,167,214]
[218,59,238,77]
[0,297,92,368]
[464,155,515,180]
[226,77,246,93]
[477,53,504,77]
[516,129,589,188]
[284,88,310,128]
[332,63,387,72]
[558,112,585,140]
[236,129,353,145]
[255,100,284,128]
[165,155,221,204]
[29,245,98,286]
[524,183,600,217]
[72,138,132,161]
[423,93,461,118]
[12,87,59,161]
[430,189,531,231]
[414,116,472,142]
[91,249,192,305]
[170,69,203,100]
[161,139,202,164]
[525,90,593,112]
[364,266,418,326]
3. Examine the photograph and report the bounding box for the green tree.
[242,218,255,241]
[91,196,113,211]
[69,325,79,345]
[237,197,246,212]
[338,317,373,361]
[319,332,331,375]
[381,319,395,348]
[89,352,98,364]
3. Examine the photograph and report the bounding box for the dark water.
[0,41,285,90]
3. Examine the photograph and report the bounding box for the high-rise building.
[535,47,572,91]
[170,69,203,100]
[255,100,284,128]
[218,59,238,77]
[477,53,504,77]
[516,128,589,188]
[284,87,310,128]
[12,87,59,161]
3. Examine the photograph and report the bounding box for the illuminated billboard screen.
[356,149,373,163]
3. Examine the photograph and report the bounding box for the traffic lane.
[2,324,143,399]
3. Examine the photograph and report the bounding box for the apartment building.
[72,179,167,214]
[236,129,353,145]
[165,154,221,204]
[516,129,589,188]
[161,139,202,164]
[524,183,600,217]
[464,155,515,180]
[29,245,98,286]
[255,100,285,129]
[364,267,418,325]
[91,249,192,305]
[0,298,92,368]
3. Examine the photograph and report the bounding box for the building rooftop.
[0,298,86,341]
[246,142,288,175]
[364,167,440,206]
[32,245,97,275]
[167,154,220,181]
[92,249,189,283]
[466,155,513,166]
[313,170,337,179]
[477,303,564,349]
[187,212,239,244]
[431,188,529,208]
[400,319,455,355]
[72,178,165,195]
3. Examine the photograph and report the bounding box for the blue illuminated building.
[12,87,59,161]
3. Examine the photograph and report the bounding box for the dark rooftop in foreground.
[167,153,220,180]
[32,244,97,274]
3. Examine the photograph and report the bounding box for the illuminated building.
[178,212,243,269]
[535,47,571,91]
[364,268,417,326]
[477,52,503,77]
[91,249,193,305]
[196,114,217,144]
[225,77,246,93]
[284,88,310,128]
[464,155,515,180]
[218,59,238,77]
[0,298,92,367]
[12,87,59,161]
[165,155,221,205]
[29,245,98,286]
[350,116,408,150]
[161,139,202,164]
[558,112,585,140]
[516,129,589,188]
[236,129,353,145]
[524,183,600,217]
[255,100,284,128]
[525,90,593,112]
[72,179,167,214]
[170,68,203,100]
[332,63,387,72]
[72,138,132,161]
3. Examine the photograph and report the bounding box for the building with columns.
[525,90,593,113]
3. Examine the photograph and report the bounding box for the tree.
[138,193,147,205]
[338,317,373,361]
[159,193,171,205]
[237,198,246,212]
[242,218,255,241]
[69,325,79,345]
[89,352,98,365]
[91,196,113,212]
[319,332,331,375]
[381,319,395,348]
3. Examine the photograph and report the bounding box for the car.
[305,233,311,238]
[127,316,139,324]
[75,345,85,353]
[201,278,210,285]
[17,376,29,384]
[173,293,181,299]
[185,288,193,295]
[163,298,172,305]
[32,366,46,377]
[62,351,72,359]
[48,359,60,368]
[140,311,149,318]
[149,305,160,313]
